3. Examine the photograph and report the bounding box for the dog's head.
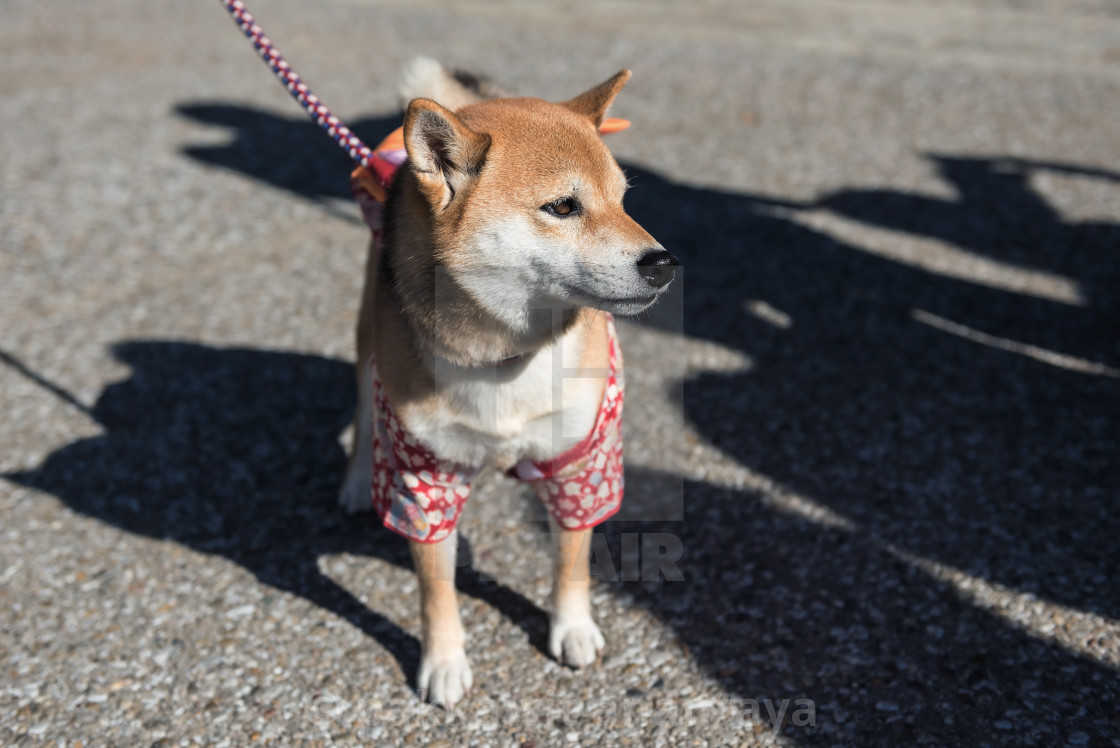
[400,70,676,332]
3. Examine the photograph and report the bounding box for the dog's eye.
[542,198,579,217]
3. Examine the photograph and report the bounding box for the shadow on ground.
[620,146,1120,744]
[175,103,402,203]
[8,103,1119,745]
[3,343,550,689]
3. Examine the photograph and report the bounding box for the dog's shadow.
[175,103,402,203]
[3,342,550,686]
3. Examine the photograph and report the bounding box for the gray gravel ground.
[2,0,1120,745]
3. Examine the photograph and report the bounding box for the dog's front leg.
[548,520,605,668]
[411,533,472,707]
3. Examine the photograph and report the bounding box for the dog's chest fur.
[397,323,605,471]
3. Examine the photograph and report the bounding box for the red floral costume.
[369,326,624,543]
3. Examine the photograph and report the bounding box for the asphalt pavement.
[2,0,1119,745]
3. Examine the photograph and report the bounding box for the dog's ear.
[403,98,491,210]
[562,69,631,128]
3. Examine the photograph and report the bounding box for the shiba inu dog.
[339,58,677,707]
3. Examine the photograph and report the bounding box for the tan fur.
[342,66,670,707]
[411,535,472,703]
[564,69,632,127]
[383,97,656,369]
[547,522,605,666]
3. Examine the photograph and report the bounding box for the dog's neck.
[382,173,583,369]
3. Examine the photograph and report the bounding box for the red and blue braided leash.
[218,0,375,169]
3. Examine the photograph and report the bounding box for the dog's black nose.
[636,249,679,288]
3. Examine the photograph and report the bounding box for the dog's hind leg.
[340,238,380,513]
[338,354,374,513]
[412,533,472,708]
[548,520,605,668]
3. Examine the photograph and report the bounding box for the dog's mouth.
[562,285,661,314]
[590,292,658,305]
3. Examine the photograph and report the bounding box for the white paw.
[418,650,473,708]
[549,616,605,668]
[338,461,372,514]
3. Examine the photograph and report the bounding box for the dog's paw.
[549,616,605,668]
[418,651,473,708]
[338,464,372,514]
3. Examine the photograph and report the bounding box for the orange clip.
[600,118,631,135]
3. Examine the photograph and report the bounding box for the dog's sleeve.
[370,359,477,544]
[525,318,626,531]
